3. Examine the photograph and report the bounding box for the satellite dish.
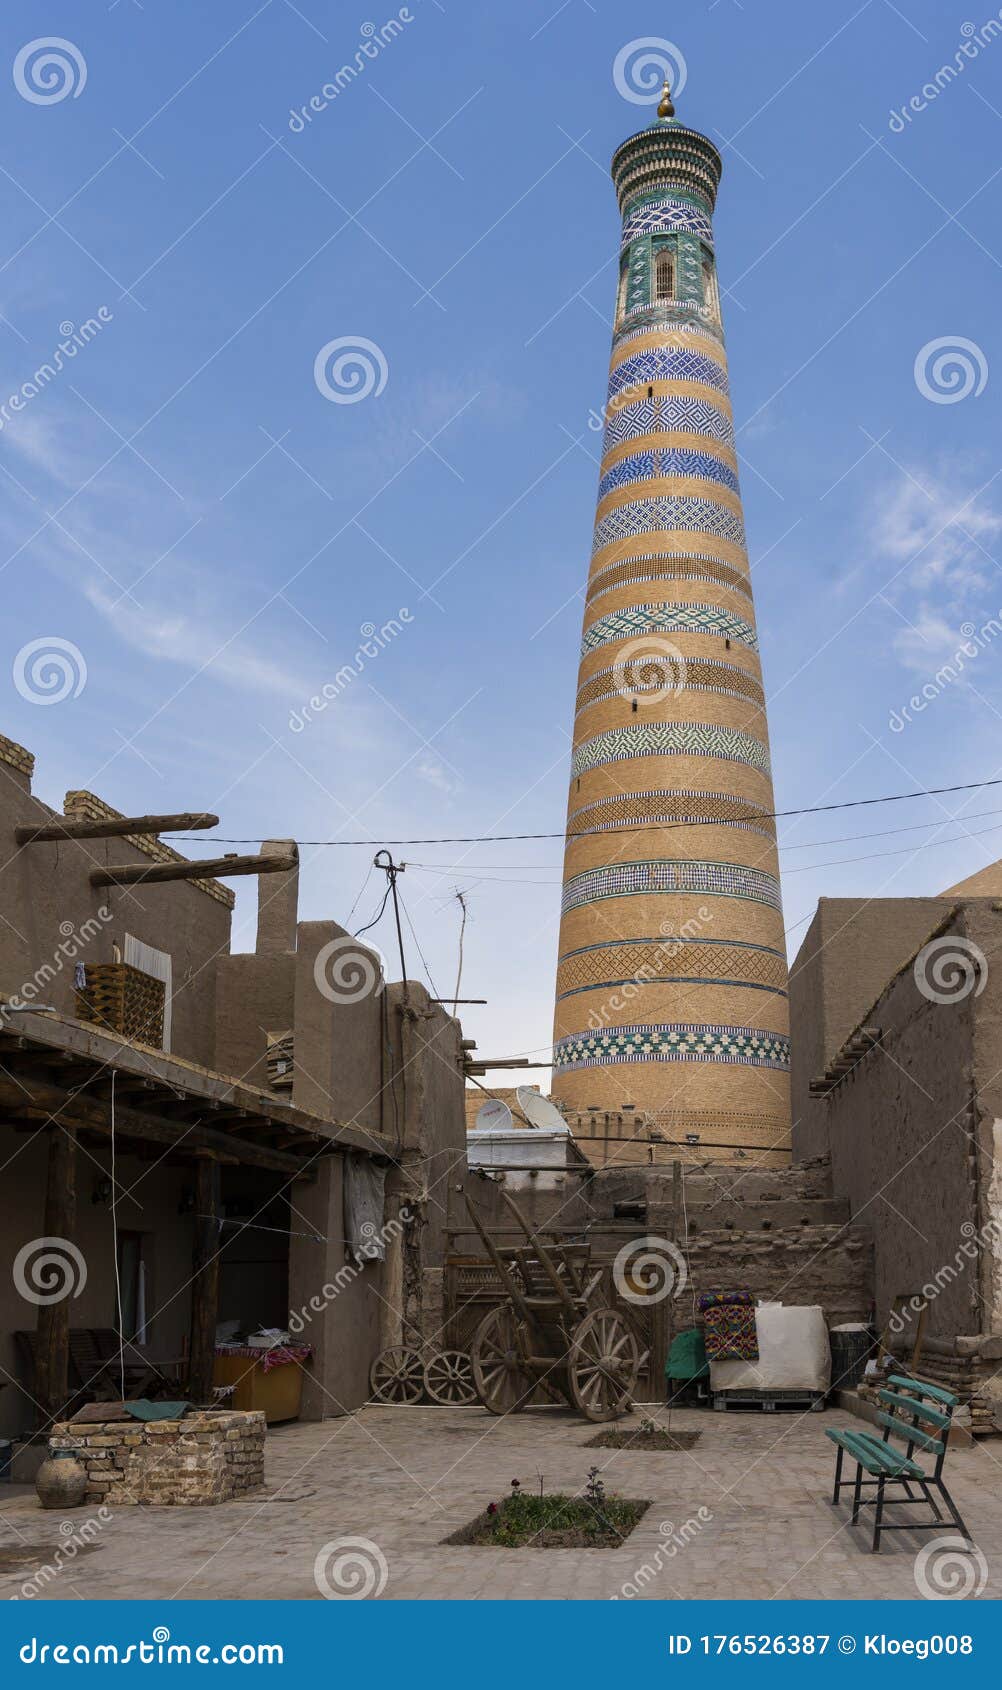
[474,1097,512,1131]
[515,1087,567,1131]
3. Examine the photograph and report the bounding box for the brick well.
[48,1411,266,1506]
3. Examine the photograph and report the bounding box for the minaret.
[550,81,791,1160]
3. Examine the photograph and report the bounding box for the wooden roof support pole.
[15,812,219,846]
[33,1124,78,1429]
[90,851,297,888]
[187,1154,221,1405]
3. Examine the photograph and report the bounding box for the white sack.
[710,1303,831,1392]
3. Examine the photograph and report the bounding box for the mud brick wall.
[682,1225,873,1328]
[49,1411,265,1505]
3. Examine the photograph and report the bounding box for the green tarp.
[665,1328,709,1381]
[122,1399,192,1422]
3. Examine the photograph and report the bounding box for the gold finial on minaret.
[657,78,675,119]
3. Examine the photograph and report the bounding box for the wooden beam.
[33,1125,77,1427]
[90,851,296,888]
[0,1008,394,1160]
[187,1155,220,1403]
[16,812,219,846]
[0,1071,316,1175]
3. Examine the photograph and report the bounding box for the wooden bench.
[826,1373,974,1552]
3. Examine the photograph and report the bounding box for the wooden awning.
[0,1006,392,1174]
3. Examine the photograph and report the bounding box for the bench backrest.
[877,1374,958,1463]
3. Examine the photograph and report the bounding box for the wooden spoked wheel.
[470,1305,535,1415]
[369,1345,424,1404]
[423,1350,476,1407]
[567,1308,641,1423]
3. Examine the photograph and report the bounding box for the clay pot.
[35,1448,88,1510]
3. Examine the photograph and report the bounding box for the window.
[616,265,629,323]
[702,256,720,324]
[654,249,674,303]
[115,1230,149,1342]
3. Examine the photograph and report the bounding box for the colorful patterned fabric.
[698,1291,758,1361]
[214,1344,312,1373]
[698,1289,753,1311]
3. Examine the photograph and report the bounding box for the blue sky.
[2,0,1000,1081]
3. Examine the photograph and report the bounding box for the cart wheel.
[470,1305,535,1415]
[423,1350,477,1407]
[370,1346,424,1404]
[567,1307,642,1423]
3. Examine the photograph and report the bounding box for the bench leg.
[918,1479,943,1522]
[872,1475,885,1553]
[935,1478,973,1545]
[832,1443,845,1505]
[851,1464,863,1525]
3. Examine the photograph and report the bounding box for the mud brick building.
[0,731,467,1443]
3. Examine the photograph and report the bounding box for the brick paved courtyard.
[1,1405,1000,1601]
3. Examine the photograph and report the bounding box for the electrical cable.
[345,862,375,927]
[401,815,1002,886]
[354,881,391,939]
[397,888,441,999]
[394,803,1002,873]
[161,775,1002,847]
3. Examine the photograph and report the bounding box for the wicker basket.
[75,963,165,1048]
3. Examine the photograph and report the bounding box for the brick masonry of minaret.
[550,100,791,1161]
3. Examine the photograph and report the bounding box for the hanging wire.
[354,880,392,939]
[397,887,441,999]
[162,774,1002,848]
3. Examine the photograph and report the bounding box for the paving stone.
[1,1404,997,1600]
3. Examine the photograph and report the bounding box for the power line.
[402,816,1002,885]
[162,775,1002,848]
[401,803,1002,870]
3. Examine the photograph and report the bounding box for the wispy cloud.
[84,579,305,696]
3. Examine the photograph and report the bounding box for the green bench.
[826,1374,974,1553]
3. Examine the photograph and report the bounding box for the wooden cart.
[463,1184,646,1423]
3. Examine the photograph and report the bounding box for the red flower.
[487,1502,497,1515]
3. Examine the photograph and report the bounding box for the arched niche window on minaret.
[653,244,675,305]
[701,250,721,325]
[615,260,629,326]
